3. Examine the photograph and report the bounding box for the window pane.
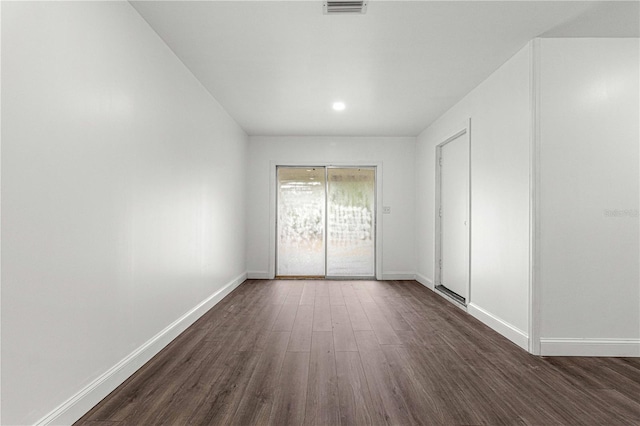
[326,168,375,277]
[277,167,326,276]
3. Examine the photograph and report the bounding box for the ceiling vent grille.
[324,0,368,15]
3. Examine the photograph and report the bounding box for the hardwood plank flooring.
[304,331,341,425]
[229,332,291,425]
[287,304,314,352]
[299,281,316,305]
[270,351,310,424]
[344,298,373,331]
[335,350,385,425]
[76,279,640,426]
[312,296,332,332]
[331,305,358,352]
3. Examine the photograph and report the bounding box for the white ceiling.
[131,1,639,136]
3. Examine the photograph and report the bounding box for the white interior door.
[439,133,469,301]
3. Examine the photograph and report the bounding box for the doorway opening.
[276,166,376,279]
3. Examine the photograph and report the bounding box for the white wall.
[247,136,416,279]
[416,44,532,349]
[538,38,640,356]
[1,2,248,424]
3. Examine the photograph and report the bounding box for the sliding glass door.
[276,166,376,278]
[326,168,375,277]
[277,167,326,276]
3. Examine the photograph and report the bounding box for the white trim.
[0,1,3,419]
[35,272,247,426]
[540,338,640,357]
[247,271,271,279]
[466,117,473,306]
[415,273,434,290]
[528,38,542,356]
[375,164,383,280]
[468,303,529,350]
[381,272,416,280]
[269,161,277,279]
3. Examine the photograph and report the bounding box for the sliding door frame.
[269,161,383,280]
[275,166,327,278]
[325,166,377,279]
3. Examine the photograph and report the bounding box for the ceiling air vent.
[324,0,368,15]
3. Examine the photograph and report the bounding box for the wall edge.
[468,302,530,350]
[415,273,434,290]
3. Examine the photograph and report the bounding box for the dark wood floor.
[76,280,640,425]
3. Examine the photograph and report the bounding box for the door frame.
[270,161,383,280]
[434,119,471,306]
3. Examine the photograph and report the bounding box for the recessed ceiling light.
[332,101,346,111]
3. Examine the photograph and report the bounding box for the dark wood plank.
[284,288,303,305]
[236,303,283,351]
[353,330,380,353]
[403,343,488,425]
[451,365,527,424]
[267,280,293,305]
[381,345,450,425]
[395,310,446,346]
[328,281,345,305]
[474,368,568,425]
[312,296,332,332]
[599,389,640,423]
[335,351,386,425]
[330,304,358,352]
[186,350,262,425]
[272,303,299,331]
[299,281,316,305]
[315,281,330,298]
[304,331,340,425]
[270,351,310,425]
[344,299,373,331]
[288,304,314,352]
[371,295,412,331]
[359,301,402,345]
[352,286,375,303]
[229,331,290,425]
[512,362,633,425]
[339,282,359,304]
[141,331,248,425]
[355,332,413,425]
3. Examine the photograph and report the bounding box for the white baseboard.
[35,272,248,426]
[247,271,271,279]
[540,338,640,357]
[415,273,434,290]
[249,271,417,281]
[468,303,529,350]
[381,272,416,280]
